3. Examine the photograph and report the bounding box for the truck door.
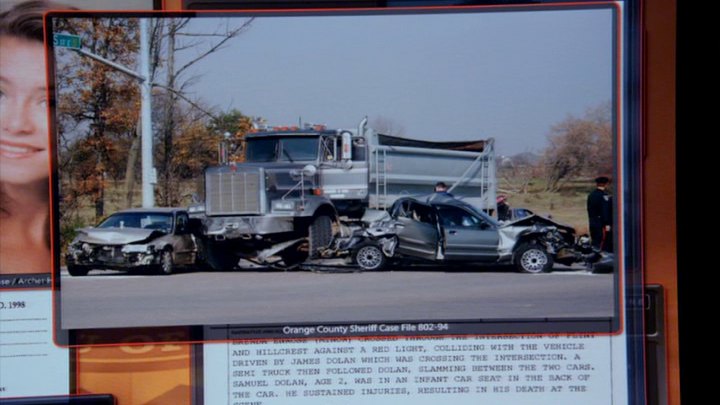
[436,205,499,262]
[393,200,438,260]
[318,135,369,202]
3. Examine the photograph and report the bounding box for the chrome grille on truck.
[206,169,264,215]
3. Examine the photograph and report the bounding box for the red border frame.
[43,1,631,348]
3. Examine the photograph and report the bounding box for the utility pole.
[139,19,154,208]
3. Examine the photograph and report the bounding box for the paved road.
[59,264,615,330]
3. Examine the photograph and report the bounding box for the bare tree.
[124,17,255,207]
[541,102,612,192]
[499,152,541,194]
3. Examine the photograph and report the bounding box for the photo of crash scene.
[49,7,621,333]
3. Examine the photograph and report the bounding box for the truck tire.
[202,240,239,271]
[67,264,90,276]
[514,242,553,274]
[353,243,386,271]
[308,214,333,258]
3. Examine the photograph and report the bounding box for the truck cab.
[242,125,371,216]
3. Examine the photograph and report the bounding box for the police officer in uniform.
[587,176,613,252]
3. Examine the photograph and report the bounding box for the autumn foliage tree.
[55,17,139,220]
[208,109,254,163]
[152,105,254,204]
[541,102,612,191]
[170,109,254,199]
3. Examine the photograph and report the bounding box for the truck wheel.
[159,249,174,275]
[308,214,333,258]
[202,240,238,271]
[514,242,553,274]
[353,243,386,271]
[67,264,90,276]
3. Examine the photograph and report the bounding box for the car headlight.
[272,199,296,212]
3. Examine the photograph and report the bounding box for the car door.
[391,200,439,260]
[436,205,499,262]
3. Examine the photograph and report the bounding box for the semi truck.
[189,118,497,269]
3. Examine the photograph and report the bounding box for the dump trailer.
[191,118,496,269]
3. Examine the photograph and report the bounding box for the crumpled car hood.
[500,214,575,233]
[73,227,164,245]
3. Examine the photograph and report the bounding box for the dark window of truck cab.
[246,138,278,162]
[279,137,320,162]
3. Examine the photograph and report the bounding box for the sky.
[47,6,615,157]
[175,7,615,156]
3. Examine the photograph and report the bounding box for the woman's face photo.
[0,35,49,186]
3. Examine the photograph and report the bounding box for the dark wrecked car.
[65,208,198,276]
[336,197,608,273]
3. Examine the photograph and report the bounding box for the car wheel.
[514,242,553,274]
[308,214,333,258]
[160,249,174,275]
[353,243,386,271]
[67,264,90,276]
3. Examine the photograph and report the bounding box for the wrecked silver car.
[329,197,608,273]
[65,208,198,276]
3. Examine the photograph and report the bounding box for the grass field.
[499,178,594,234]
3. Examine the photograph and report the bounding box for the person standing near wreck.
[427,181,455,203]
[586,176,613,252]
[496,194,511,221]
